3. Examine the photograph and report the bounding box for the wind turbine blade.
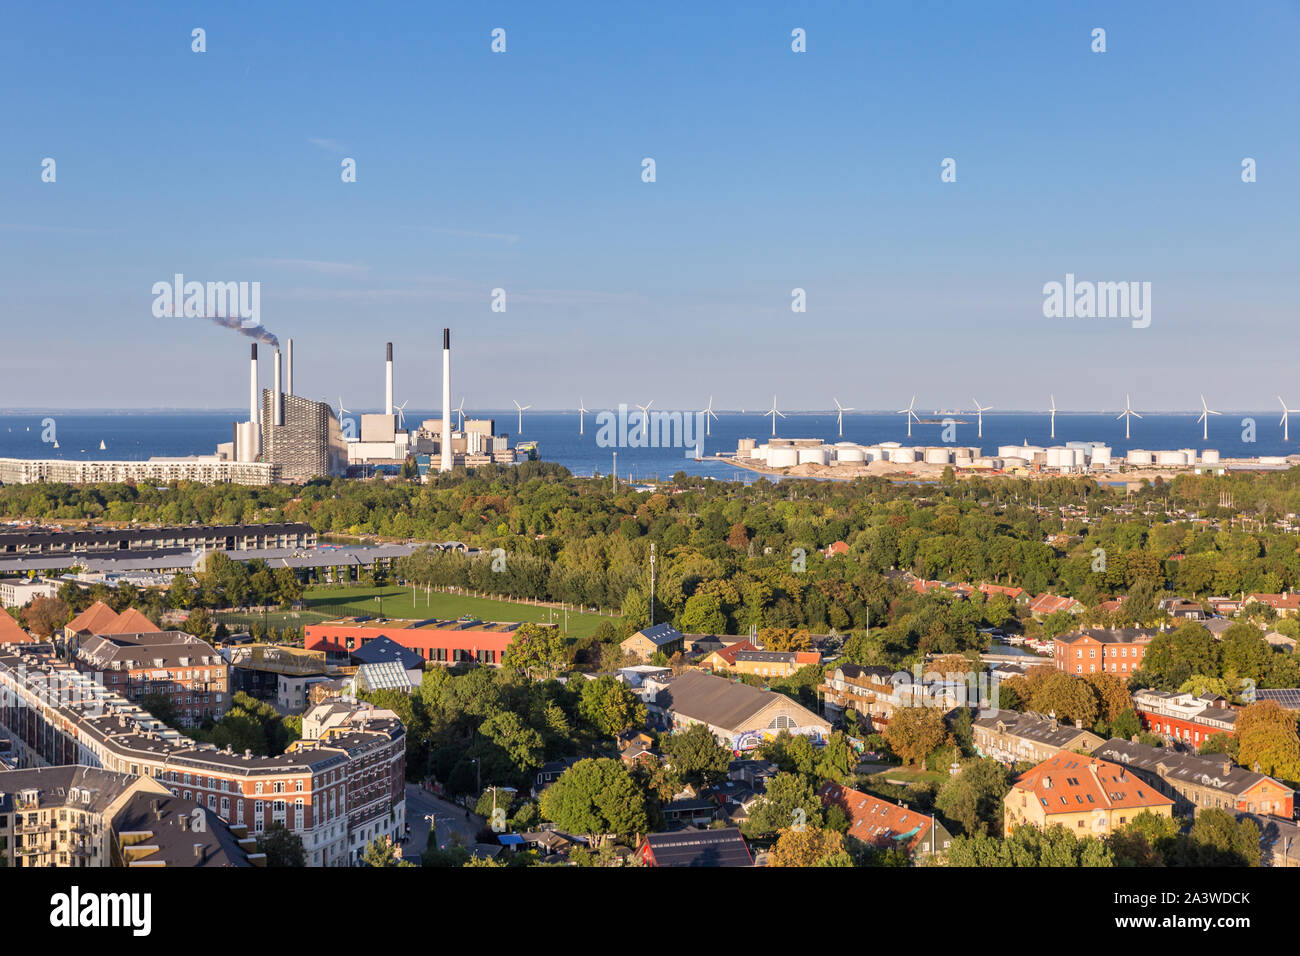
[1131,410,1143,419]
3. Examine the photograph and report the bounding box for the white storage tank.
[998,445,1025,459]
[1201,448,1220,463]
[1127,449,1154,465]
[1157,450,1188,466]
[862,446,884,462]
[768,447,799,468]
[836,447,866,463]
[1046,447,1070,468]
[924,448,953,464]
[1001,456,1029,469]
[890,447,917,464]
[878,441,901,449]
[798,447,828,465]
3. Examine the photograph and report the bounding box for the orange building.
[305,617,522,667]
[1053,628,1155,679]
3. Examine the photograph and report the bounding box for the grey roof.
[111,792,253,867]
[1056,627,1157,645]
[1255,688,1300,710]
[973,709,1097,748]
[656,670,823,732]
[79,631,224,670]
[0,765,139,814]
[641,827,752,867]
[634,623,685,648]
[1091,738,1283,798]
[350,634,424,671]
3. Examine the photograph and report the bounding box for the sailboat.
[52,439,59,449]
[98,440,106,450]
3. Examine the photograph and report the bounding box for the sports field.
[298,585,617,639]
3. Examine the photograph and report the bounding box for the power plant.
[213,328,526,482]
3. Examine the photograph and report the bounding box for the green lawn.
[300,585,617,639]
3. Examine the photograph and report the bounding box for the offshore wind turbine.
[833,397,853,437]
[1196,394,1221,441]
[765,395,785,437]
[1116,393,1141,440]
[1280,396,1299,441]
[454,398,466,430]
[898,395,920,438]
[578,398,588,436]
[1049,394,1057,439]
[635,400,654,442]
[700,396,718,437]
[394,399,409,430]
[513,399,531,434]
[971,397,992,439]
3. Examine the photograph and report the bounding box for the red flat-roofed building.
[304,617,522,667]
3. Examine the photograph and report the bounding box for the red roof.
[101,607,162,634]
[1011,752,1174,814]
[817,781,935,853]
[708,639,759,667]
[1028,593,1081,615]
[66,601,120,635]
[0,612,34,645]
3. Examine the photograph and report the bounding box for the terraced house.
[1091,738,1294,819]
[973,709,1105,766]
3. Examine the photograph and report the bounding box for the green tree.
[663,723,731,786]
[743,772,823,838]
[538,758,649,846]
[883,706,949,769]
[257,823,306,867]
[578,675,647,738]
[935,758,1010,836]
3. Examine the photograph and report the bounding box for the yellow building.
[1004,752,1174,838]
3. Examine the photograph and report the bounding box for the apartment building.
[1092,738,1294,819]
[1053,628,1156,678]
[973,709,1105,766]
[1130,689,1240,747]
[0,646,405,867]
[74,630,229,727]
[1004,752,1174,837]
[0,458,280,487]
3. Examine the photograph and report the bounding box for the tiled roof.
[1010,752,1174,814]
[0,612,33,644]
[640,827,752,867]
[101,607,162,634]
[1091,738,1287,799]
[818,781,934,853]
[66,600,120,634]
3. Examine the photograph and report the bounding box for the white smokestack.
[386,342,393,416]
[440,328,452,473]
[249,344,259,425]
[286,338,293,396]
[273,348,283,426]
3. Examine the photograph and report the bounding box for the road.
[404,784,485,857]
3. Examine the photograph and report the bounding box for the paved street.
[404,784,484,857]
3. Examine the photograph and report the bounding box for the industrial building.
[304,616,524,667]
[733,437,1231,475]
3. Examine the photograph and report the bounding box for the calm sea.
[0,409,1290,483]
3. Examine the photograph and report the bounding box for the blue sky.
[1,1,1297,412]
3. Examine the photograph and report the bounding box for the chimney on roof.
[244,749,252,759]
[1074,718,1083,729]
[1224,758,1233,776]
[180,814,190,832]
[194,843,207,863]
[151,799,162,820]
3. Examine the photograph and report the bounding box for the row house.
[0,646,404,867]
[1131,688,1239,747]
[1053,628,1156,679]
[972,709,1105,766]
[1092,738,1293,819]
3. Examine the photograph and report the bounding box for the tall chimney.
[249,344,259,425]
[386,342,394,416]
[273,348,283,426]
[440,329,452,473]
[286,338,294,396]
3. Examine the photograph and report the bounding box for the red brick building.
[1054,628,1156,679]
[305,617,521,667]
[74,630,229,726]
